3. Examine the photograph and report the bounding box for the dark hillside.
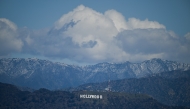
[75,70,190,107]
[0,82,186,109]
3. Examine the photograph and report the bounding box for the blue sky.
[0,0,190,65]
[1,0,190,35]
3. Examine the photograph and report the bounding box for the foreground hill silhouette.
[74,70,190,107]
[0,82,188,109]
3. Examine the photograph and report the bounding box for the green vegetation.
[76,70,190,107]
[0,82,187,109]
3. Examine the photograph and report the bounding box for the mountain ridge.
[0,58,190,89]
[1,82,186,109]
[73,70,190,107]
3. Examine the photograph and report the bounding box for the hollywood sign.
[80,94,103,99]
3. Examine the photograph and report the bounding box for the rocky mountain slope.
[0,58,190,89]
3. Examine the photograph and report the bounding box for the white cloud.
[104,9,128,31]
[5,5,190,64]
[50,5,124,63]
[25,35,33,45]
[126,18,166,30]
[47,5,169,63]
[116,29,190,62]
[185,32,190,41]
[0,18,23,56]
[104,11,165,31]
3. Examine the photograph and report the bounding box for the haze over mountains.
[0,58,189,89]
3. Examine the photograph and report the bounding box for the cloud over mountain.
[0,5,190,64]
[116,29,190,62]
[0,18,23,56]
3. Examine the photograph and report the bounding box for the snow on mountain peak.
[0,58,190,89]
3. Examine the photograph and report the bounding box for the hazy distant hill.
[0,58,190,89]
[74,70,190,107]
[0,82,186,109]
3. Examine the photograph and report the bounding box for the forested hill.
[0,82,187,109]
[74,70,190,107]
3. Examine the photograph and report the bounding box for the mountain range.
[0,58,190,89]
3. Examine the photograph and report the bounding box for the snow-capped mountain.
[0,58,190,89]
[0,58,84,89]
